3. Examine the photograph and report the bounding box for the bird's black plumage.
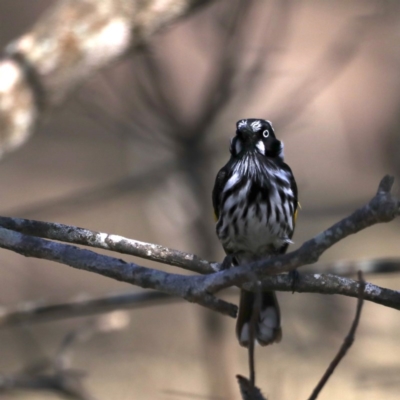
[213,118,298,347]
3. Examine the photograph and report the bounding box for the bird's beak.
[237,126,257,144]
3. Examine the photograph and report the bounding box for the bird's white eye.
[263,129,269,138]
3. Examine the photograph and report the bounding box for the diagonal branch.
[198,175,400,293]
[0,216,215,275]
[0,227,237,318]
[253,273,400,311]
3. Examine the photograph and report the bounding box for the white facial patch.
[250,120,262,132]
[238,120,247,129]
[278,142,284,159]
[256,140,265,155]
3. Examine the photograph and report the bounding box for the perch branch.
[0,226,237,317]
[0,176,399,319]
[197,175,400,293]
[0,270,399,328]
[0,216,215,274]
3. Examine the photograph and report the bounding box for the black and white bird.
[212,118,298,347]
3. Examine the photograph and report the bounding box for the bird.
[212,118,298,347]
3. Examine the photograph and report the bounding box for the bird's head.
[230,119,283,160]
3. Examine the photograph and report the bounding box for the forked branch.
[0,176,398,317]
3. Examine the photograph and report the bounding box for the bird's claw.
[288,269,300,293]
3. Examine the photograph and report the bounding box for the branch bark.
[0,216,216,274]
[0,226,237,317]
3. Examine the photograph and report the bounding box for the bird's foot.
[220,254,235,270]
[288,269,300,293]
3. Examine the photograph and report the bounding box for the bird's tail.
[236,289,282,347]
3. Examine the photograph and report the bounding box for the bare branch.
[0,0,213,154]
[0,226,237,317]
[308,271,366,400]
[312,258,400,277]
[0,290,175,328]
[0,312,128,399]
[0,216,215,275]
[0,176,398,319]
[253,273,399,311]
[198,175,400,293]
[0,268,398,329]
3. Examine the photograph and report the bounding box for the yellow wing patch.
[293,201,301,225]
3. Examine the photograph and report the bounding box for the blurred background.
[0,0,400,399]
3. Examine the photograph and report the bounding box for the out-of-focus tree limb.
[0,371,95,400]
[0,312,128,400]
[0,0,212,155]
[0,290,174,328]
[0,176,398,318]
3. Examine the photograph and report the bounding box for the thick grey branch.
[251,273,400,311]
[1,269,400,328]
[0,216,215,274]
[0,227,237,318]
[311,258,400,277]
[0,0,212,154]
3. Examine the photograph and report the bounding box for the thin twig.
[248,280,262,387]
[308,271,366,400]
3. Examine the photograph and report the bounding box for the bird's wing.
[212,165,230,221]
